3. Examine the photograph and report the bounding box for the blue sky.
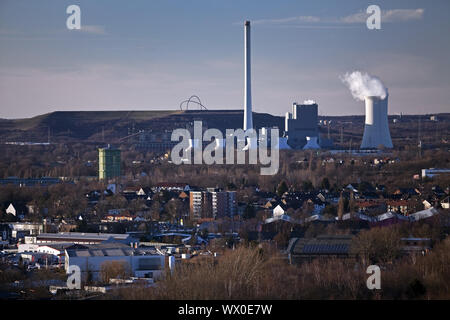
[0,0,449,118]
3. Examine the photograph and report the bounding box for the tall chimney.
[243,20,253,131]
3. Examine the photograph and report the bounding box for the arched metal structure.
[179,95,208,110]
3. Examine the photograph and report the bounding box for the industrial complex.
[111,20,394,154]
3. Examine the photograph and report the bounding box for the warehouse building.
[27,232,138,246]
[65,243,165,282]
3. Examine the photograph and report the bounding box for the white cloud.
[244,16,321,25]
[341,9,424,24]
[79,25,106,35]
[383,9,425,22]
[243,9,424,27]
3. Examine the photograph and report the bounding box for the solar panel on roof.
[300,242,350,255]
[91,250,104,256]
[75,250,90,257]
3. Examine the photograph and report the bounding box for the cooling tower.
[360,95,393,149]
[243,20,253,131]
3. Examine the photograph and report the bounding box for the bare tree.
[100,260,132,284]
[337,192,344,220]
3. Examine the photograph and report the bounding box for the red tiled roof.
[386,200,409,206]
[356,201,383,208]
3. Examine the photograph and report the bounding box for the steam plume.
[340,71,387,101]
[303,99,316,105]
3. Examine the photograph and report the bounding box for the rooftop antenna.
[418,116,422,159]
[435,121,439,143]
[349,122,353,152]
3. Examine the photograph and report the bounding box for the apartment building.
[189,189,237,221]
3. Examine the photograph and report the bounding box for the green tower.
[98,145,121,180]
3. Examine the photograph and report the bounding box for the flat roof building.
[190,190,237,221]
[29,232,138,246]
[0,177,61,187]
[65,243,164,282]
[421,168,450,179]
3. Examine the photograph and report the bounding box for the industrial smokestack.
[360,95,393,149]
[243,20,253,131]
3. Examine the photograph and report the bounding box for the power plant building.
[285,102,319,149]
[99,145,121,180]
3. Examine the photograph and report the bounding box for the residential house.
[85,189,114,204]
[273,203,288,217]
[400,238,432,255]
[441,196,450,209]
[422,199,433,210]
[0,177,61,187]
[355,200,387,214]
[9,222,43,240]
[153,183,190,192]
[421,168,450,179]
[371,211,411,226]
[102,212,134,223]
[409,208,439,221]
[0,224,11,242]
[18,242,74,264]
[5,203,27,220]
[346,184,359,193]
[304,198,326,215]
[178,191,189,200]
[432,185,446,197]
[25,202,48,215]
[393,188,421,199]
[386,200,411,215]
[340,212,374,223]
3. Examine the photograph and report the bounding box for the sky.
[0,0,449,119]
